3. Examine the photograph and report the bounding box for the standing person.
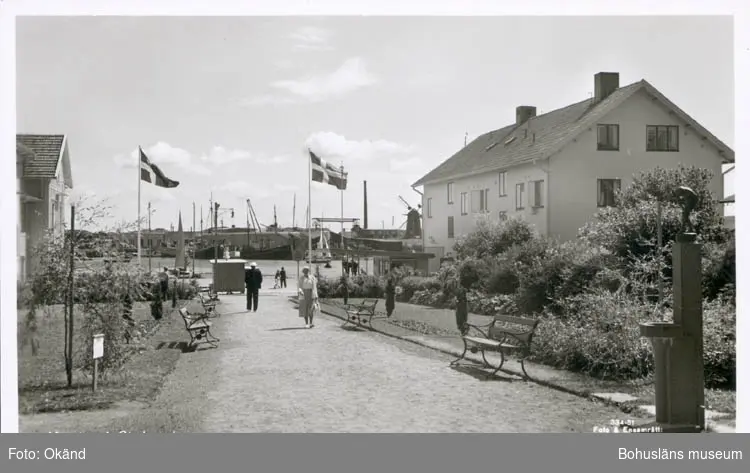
[297,266,318,329]
[245,262,263,312]
[279,267,287,288]
[158,267,169,300]
[274,269,281,289]
[385,276,395,318]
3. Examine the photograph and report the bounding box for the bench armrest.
[463,323,490,339]
[491,330,533,352]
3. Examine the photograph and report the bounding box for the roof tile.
[413,82,644,186]
[17,134,65,179]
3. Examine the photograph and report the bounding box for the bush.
[703,294,736,389]
[398,276,441,302]
[457,257,491,291]
[702,235,735,301]
[485,257,519,295]
[579,165,730,272]
[317,274,385,299]
[165,279,200,301]
[453,217,535,259]
[531,289,656,380]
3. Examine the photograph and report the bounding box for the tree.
[578,165,733,301]
[20,194,156,384]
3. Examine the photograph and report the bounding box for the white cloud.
[241,94,298,106]
[144,185,177,204]
[274,59,295,69]
[390,156,425,172]
[274,183,298,192]
[306,131,415,162]
[289,26,334,51]
[219,181,272,200]
[245,57,377,105]
[256,154,289,165]
[113,142,212,176]
[199,146,253,165]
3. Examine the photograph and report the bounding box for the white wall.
[421,162,548,253]
[548,88,726,240]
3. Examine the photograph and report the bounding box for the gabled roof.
[17,134,73,187]
[413,80,734,187]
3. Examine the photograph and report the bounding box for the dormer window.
[597,124,619,151]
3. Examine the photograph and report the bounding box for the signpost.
[92,334,104,392]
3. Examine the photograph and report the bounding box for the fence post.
[66,205,75,387]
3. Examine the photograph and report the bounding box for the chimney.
[516,106,537,125]
[594,72,619,102]
[363,180,368,229]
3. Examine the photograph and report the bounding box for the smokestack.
[363,180,368,229]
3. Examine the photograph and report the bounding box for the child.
[273,269,281,289]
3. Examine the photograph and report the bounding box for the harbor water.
[80,257,374,282]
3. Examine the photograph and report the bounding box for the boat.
[306,227,332,264]
[175,212,186,271]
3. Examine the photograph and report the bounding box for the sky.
[15,15,735,231]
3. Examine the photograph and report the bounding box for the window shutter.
[597,125,605,144]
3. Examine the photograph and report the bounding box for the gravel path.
[198,290,627,432]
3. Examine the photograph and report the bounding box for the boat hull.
[193,245,293,260]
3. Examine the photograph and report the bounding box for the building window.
[447,182,454,204]
[531,180,544,208]
[427,198,433,218]
[470,189,489,213]
[597,124,620,150]
[597,178,621,207]
[646,125,679,151]
[498,172,507,196]
[460,192,468,215]
[515,183,525,210]
[447,216,454,238]
[498,211,508,222]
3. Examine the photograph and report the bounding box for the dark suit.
[245,267,263,311]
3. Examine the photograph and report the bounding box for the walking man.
[158,267,170,300]
[279,267,287,288]
[245,262,263,312]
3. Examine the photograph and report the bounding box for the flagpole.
[137,146,142,267]
[192,201,196,276]
[307,148,312,268]
[148,201,152,273]
[340,162,344,277]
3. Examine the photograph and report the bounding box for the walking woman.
[298,266,319,329]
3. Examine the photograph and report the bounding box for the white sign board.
[93,333,105,359]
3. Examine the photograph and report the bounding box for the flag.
[140,147,179,188]
[309,150,347,190]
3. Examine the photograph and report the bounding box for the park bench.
[179,307,220,349]
[198,285,220,303]
[342,299,379,328]
[196,292,220,318]
[450,314,540,379]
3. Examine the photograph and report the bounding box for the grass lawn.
[17,301,188,415]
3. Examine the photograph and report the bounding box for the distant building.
[413,72,734,273]
[17,134,74,282]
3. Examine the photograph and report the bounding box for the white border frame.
[1,0,747,433]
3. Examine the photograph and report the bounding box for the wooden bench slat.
[464,336,502,347]
[493,314,539,327]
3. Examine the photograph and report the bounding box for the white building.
[16,134,74,283]
[413,72,734,272]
